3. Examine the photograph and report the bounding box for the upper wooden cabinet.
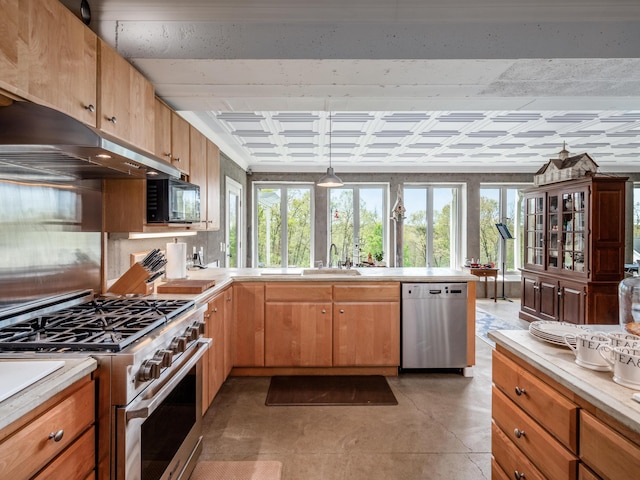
[170,111,190,174]
[190,129,221,230]
[0,0,97,126]
[0,0,21,94]
[520,176,627,325]
[154,97,172,162]
[97,39,155,153]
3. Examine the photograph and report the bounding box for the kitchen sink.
[302,268,361,276]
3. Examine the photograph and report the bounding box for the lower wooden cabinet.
[0,376,95,480]
[203,286,233,413]
[233,283,265,367]
[493,347,640,480]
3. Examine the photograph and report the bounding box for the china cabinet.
[520,176,627,324]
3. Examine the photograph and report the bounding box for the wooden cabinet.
[223,287,234,378]
[233,283,265,367]
[170,111,190,174]
[0,0,20,94]
[492,345,640,480]
[203,290,226,413]
[264,283,333,367]
[520,176,627,324]
[0,0,97,126]
[332,283,400,367]
[153,97,172,163]
[188,127,221,230]
[0,376,95,480]
[97,39,155,153]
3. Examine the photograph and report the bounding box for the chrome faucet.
[329,243,338,268]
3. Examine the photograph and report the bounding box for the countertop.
[488,329,640,436]
[0,356,97,431]
[153,266,478,303]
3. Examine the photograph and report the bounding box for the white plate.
[529,321,589,347]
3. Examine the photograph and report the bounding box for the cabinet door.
[170,111,190,174]
[189,126,207,227]
[560,189,588,276]
[333,301,400,366]
[154,97,172,161]
[32,426,95,480]
[205,140,221,230]
[559,280,585,324]
[538,278,559,321]
[265,302,333,366]
[233,283,265,367]
[521,274,538,317]
[524,193,545,269]
[208,293,225,402]
[547,192,561,271]
[223,287,234,378]
[0,0,20,94]
[98,39,154,152]
[22,0,97,126]
[492,422,547,480]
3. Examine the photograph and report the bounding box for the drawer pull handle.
[84,104,95,112]
[340,309,344,314]
[48,429,64,442]
[514,428,526,438]
[322,309,326,314]
[213,308,217,313]
[513,471,526,480]
[107,116,117,124]
[514,386,526,396]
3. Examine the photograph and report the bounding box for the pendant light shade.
[317,112,343,187]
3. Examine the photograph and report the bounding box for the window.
[329,185,386,266]
[254,184,313,268]
[479,185,526,272]
[403,186,462,267]
[633,184,640,262]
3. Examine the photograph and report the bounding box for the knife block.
[108,263,153,295]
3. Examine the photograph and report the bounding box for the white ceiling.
[79,0,640,174]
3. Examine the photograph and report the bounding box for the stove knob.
[185,326,199,341]
[153,349,173,368]
[138,359,162,382]
[194,320,206,336]
[170,336,188,353]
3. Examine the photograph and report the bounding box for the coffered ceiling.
[77,0,640,174]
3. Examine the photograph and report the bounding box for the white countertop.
[0,356,97,430]
[489,328,640,436]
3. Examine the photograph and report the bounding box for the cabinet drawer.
[492,350,578,451]
[491,457,511,480]
[265,283,332,302]
[0,379,95,479]
[492,387,578,479]
[578,463,600,480]
[33,426,95,480]
[333,282,400,302]
[491,421,546,480]
[580,410,640,480]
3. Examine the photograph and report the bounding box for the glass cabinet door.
[525,194,545,267]
[547,193,560,269]
[560,189,587,274]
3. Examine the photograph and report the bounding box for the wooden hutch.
[519,154,627,325]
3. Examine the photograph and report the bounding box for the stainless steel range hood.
[0,101,181,180]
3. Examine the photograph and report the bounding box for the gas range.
[0,297,194,353]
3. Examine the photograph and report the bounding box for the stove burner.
[0,298,194,352]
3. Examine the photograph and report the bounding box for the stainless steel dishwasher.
[401,283,468,370]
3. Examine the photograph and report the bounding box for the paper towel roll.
[166,242,187,279]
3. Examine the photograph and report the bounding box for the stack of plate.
[529,321,590,346]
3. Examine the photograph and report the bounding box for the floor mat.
[476,308,526,345]
[265,375,398,406]
[189,461,282,480]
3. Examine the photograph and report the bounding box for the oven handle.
[125,337,212,422]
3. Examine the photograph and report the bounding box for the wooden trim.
[231,366,398,377]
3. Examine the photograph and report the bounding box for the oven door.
[116,338,211,480]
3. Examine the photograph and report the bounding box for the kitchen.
[2,1,640,479]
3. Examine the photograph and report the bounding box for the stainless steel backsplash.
[0,177,102,314]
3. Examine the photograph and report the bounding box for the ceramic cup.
[607,332,640,349]
[564,333,611,371]
[599,346,640,389]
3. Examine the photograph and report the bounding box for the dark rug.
[265,375,398,406]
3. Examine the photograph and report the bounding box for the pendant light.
[317,112,343,187]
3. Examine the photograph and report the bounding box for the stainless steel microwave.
[147,178,201,223]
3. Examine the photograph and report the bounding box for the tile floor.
[200,298,522,480]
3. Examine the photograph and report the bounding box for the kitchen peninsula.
[152,267,478,378]
[489,330,640,479]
